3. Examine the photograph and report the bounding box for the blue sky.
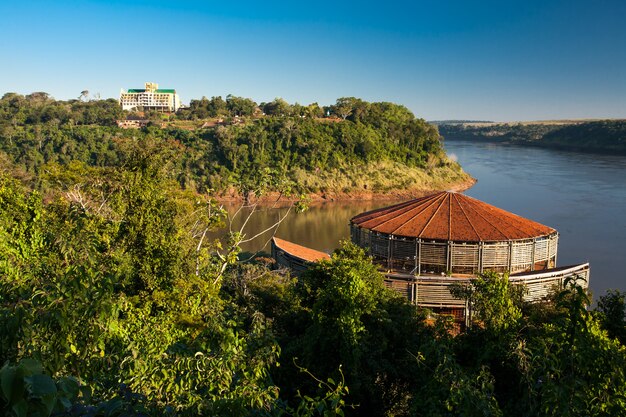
[1,0,624,121]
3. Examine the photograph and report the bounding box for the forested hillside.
[0,93,470,200]
[540,120,626,152]
[439,120,626,154]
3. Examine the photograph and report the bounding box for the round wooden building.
[272,191,590,324]
[349,191,589,315]
[350,191,559,276]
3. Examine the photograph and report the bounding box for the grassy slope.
[289,159,472,200]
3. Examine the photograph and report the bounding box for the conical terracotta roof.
[351,191,555,242]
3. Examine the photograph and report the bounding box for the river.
[223,139,626,298]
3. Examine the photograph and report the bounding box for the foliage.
[541,120,626,152]
[1,167,625,415]
[412,353,502,417]
[451,271,524,332]
[0,359,81,417]
[595,289,626,344]
[0,143,352,416]
[448,274,626,417]
[256,243,511,416]
[512,277,626,416]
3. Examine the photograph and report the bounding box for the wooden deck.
[383,263,590,308]
[271,237,590,323]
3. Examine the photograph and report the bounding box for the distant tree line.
[428,120,494,125]
[0,92,124,127]
[439,121,626,154]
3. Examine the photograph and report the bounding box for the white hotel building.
[119,82,181,112]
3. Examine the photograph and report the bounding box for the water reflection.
[211,200,400,255]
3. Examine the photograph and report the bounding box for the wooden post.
[417,239,422,276]
[508,241,513,272]
[388,236,392,270]
[414,239,419,275]
[530,238,532,271]
[553,233,558,268]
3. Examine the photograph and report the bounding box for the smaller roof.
[273,237,330,263]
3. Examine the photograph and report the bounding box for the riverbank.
[215,159,476,203]
[215,161,476,203]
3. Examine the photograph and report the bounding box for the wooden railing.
[384,263,590,308]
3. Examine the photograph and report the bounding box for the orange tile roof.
[272,237,331,262]
[351,191,555,242]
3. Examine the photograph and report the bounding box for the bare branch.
[240,204,292,244]
[195,227,208,276]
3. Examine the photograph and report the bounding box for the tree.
[226,94,257,117]
[451,271,524,331]
[25,92,50,103]
[263,98,291,116]
[515,277,626,416]
[207,95,228,117]
[332,97,355,120]
[306,102,324,118]
[595,289,626,344]
[283,242,426,415]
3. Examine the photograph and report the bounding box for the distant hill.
[438,119,626,154]
[429,120,493,125]
[0,93,472,200]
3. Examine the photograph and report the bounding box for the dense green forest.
[0,93,469,200]
[0,160,624,416]
[439,121,626,154]
[0,93,625,416]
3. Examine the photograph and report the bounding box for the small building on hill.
[119,82,181,112]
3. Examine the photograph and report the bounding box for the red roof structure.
[272,237,331,263]
[351,191,555,242]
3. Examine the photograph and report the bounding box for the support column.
[531,239,536,271]
[414,239,419,275]
[508,241,513,272]
[417,239,422,276]
[388,236,392,270]
[553,233,559,267]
